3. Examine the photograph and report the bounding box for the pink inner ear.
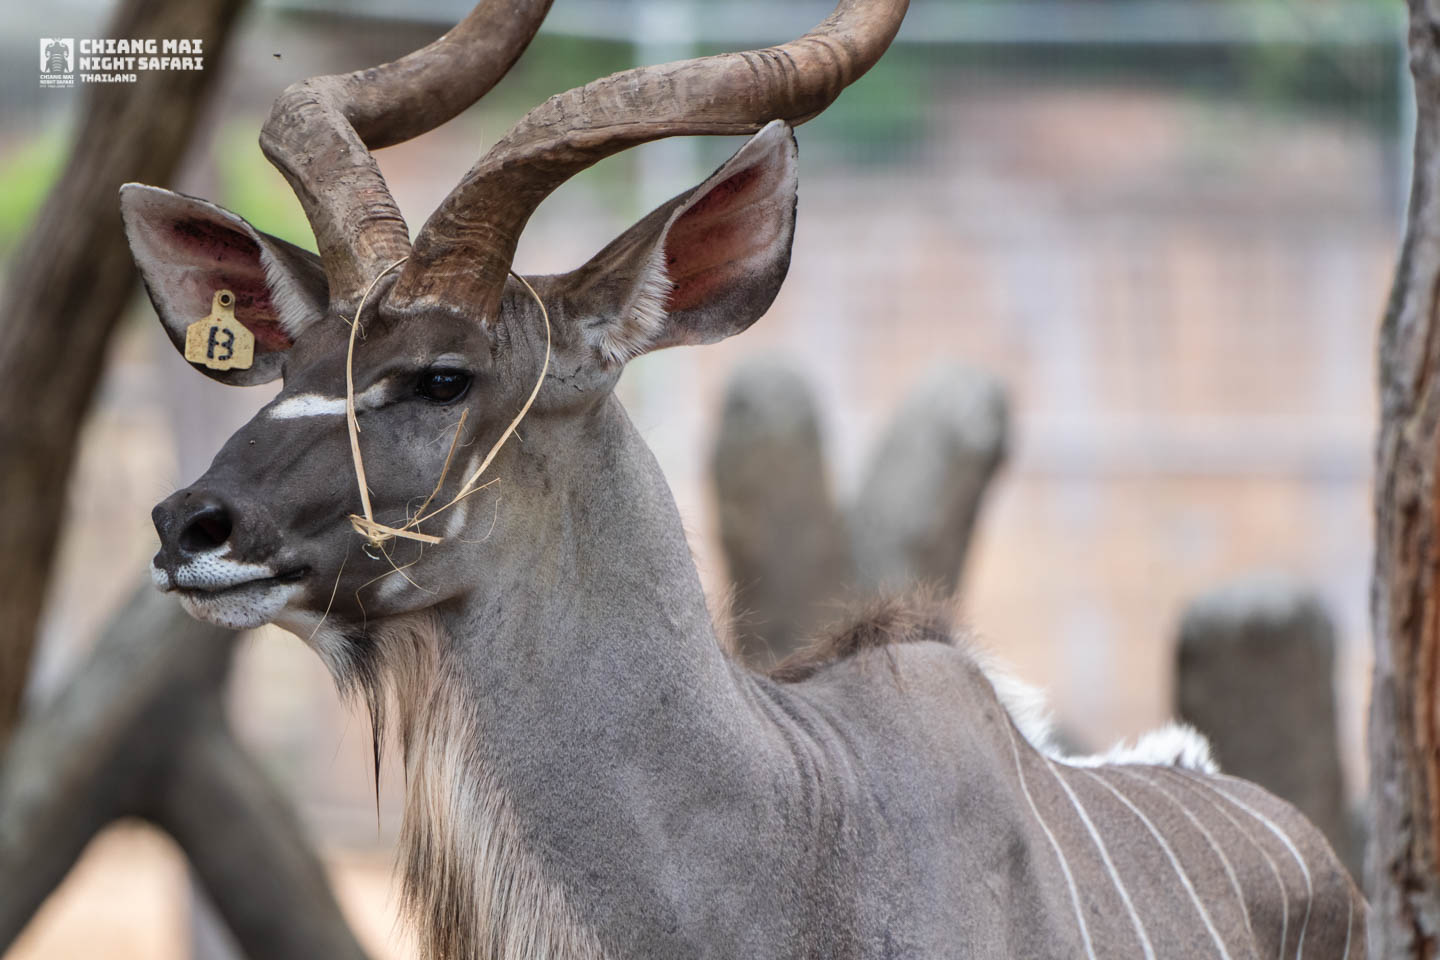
[164,217,294,352]
[663,162,784,313]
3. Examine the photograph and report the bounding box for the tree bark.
[160,719,372,960]
[1369,2,1440,953]
[0,0,246,741]
[0,0,375,954]
[0,582,371,960]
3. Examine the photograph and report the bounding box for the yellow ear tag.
[184,290,254,371]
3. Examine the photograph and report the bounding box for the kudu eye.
[417,368,472,403]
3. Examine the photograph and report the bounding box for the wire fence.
[0,5,1410,955]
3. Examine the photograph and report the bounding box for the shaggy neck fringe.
[335,614,609,960]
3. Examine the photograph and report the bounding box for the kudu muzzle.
[150,477,303,604]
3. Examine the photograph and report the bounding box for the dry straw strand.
[430,271,551,513]
[345,257,409,532]
[408,409,468,526]
[344,267,551,550]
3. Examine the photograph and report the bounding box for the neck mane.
[351,613,611,959]
[334,396,739,959]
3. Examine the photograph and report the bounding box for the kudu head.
[123,0,907,654]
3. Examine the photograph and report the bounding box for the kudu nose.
[154,492,236,557]
[180,502,234,555]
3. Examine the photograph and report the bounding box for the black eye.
[417,368,472,403]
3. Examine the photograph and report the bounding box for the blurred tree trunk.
[0,0,246,741]
[712,360,1007,667]
[1176,578,1358,878]
[0,2,376,957]
[847,365,1008,598]
[0,582,372,960]
[1369,2,1440,953]
[712,360,856,666]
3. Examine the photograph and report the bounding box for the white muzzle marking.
[179,582,302,631]
[157,550,300,631]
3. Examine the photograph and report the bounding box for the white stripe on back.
[1081,770,1233,960]
[1003,723,1097,960]
[1341,895,1352,960]
[1118,768,1254,944]
[1168,772,1293,960]
[1209,779,1313,960]
[1047,761,1156,959]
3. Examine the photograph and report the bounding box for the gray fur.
[128,125,1365,958]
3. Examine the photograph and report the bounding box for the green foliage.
[484,33,635,120]
[0,127,67,252]
[817,53,933,162]
[474,34,644,218]
[1216,0,1393,5]
[214,119,313,248]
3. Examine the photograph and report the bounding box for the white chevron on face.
[266,380,392,419]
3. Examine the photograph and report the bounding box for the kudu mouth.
[152,562,311,596]
[151,486,312,630]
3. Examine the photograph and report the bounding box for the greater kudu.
[121,0,1365,955]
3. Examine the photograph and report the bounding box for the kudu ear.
[119,183,329,386]
[563,120,798,365]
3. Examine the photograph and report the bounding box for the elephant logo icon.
[40,39,73,75]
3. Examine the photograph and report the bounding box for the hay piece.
[343,267,552,550]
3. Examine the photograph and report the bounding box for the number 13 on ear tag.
[185,290,254,371]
